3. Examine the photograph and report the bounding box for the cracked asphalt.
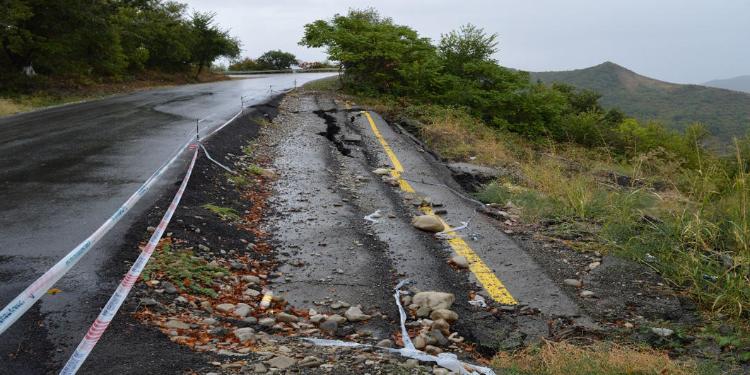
[0,73,333,373]
[264,91,591,356]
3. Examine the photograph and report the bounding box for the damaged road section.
[76,88,612,374]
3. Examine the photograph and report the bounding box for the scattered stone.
[259,318,276,327]
[326,314,347,324]
[416,306,431,318]
[198,244,210,252]
[243,317,258,325]
[588,261,601,270]
[430,329,449,346]
[202,318,218,326]
[651,327,674,337]
[451,255,469,269]
[624,322,634,329]
[200,300,213,312]
[267,356,296,370]
[276,312,299,323]
[244,289,261,297]
[413,291,455,310]
[344,306,371,322]
[242,275,261,284]
[310,314,326,324]
[162,281,178,294]
[298,356,323,368]
[424,345,443,355]
[402,359,419,369]
[376,339,394,348]
[234,327,255,343]
[411,215,445,232]
[146,226,156,233]
[431,319,450,335]
[563,279,582,287]
[139,298,158,307]
[252,363,267,373]
[330,301,349,309]
[216,303,235,313]
[319,319,338,334]
[234,303,252,317]
[433,368,449,375]
[413,335,427,349]
[429,309,458,323]
[373,168,391,175]
[579,290,595,298]
[164,320,190,330]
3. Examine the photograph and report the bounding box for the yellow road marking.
[363,111,517,305]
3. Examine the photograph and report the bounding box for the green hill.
[530,62,750,148]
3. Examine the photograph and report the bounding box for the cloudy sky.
[183,0,749,84]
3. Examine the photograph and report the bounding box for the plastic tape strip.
[305,280,496,375]
[60,148,198,375]
[0,108,243,335]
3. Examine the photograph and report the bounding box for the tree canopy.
[257,50,298,70]
[0,0,240,84]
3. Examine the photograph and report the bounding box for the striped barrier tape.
[0,137,192,335]
[0,106,246,336]
[60,147,199,375]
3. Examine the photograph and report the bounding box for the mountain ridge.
[529,62,750,147]
[704,75,750,94]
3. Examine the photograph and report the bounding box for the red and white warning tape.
[0,108,244,336]
[0,137,192,335]
[60,147,199,375]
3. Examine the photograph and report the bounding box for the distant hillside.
[704,75,750,94]
[530,62,750,147]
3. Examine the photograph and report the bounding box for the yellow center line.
[362,111,517,305]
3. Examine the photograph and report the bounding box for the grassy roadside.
[0,71,230,117]
[303,76,749,373]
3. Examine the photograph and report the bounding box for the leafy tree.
[438,24,498,76]
[1,0,241,85]
[300,8,441,95]
[228,57,263,71]
[257,50,297,70]
[190,11,240,77]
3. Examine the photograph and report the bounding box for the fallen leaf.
[47,288,62,295]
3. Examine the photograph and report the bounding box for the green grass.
[201,203,241,221]
[228,173,252,189]
[419,104,750,320]
[302,76,341,91]
[246,164,268,176]
[142,243,227,297]
[0,94,91,116]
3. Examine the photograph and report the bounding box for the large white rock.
[412,291,455,310]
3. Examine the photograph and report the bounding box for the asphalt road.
[0,73,334,371]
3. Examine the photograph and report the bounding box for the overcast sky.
[183,0,749,84]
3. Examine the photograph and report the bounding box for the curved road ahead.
[0,73,334,370]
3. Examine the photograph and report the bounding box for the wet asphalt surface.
[0,73,334,373]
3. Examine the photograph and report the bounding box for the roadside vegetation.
[302,8,750,371]
[0,0,241,114]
